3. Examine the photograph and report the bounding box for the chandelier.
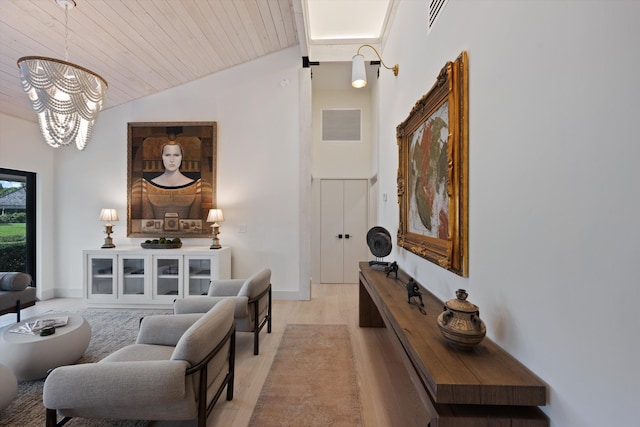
[17,0,108,151]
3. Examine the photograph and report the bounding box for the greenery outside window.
[0,168,36,285]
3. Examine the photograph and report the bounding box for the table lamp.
[99,208,119,248]
[206,209,224,249]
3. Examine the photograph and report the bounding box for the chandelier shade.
[17,56,108,151]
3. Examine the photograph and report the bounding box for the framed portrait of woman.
[127,121,217,238]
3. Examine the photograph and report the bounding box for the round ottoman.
[0,313,91,381]
[0,362,17,410]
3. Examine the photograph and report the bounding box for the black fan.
[367,226,392,268]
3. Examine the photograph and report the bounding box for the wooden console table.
[359,262,549,426]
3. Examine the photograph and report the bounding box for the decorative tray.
[140,243,182,249]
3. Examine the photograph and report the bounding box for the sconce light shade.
[351,44,399,89]
[351,54,367,88]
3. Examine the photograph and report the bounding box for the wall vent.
[428,0,449,33]
[322,109,361,142]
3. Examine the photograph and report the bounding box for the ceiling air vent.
[322,109,361,142]
[428,0,449,33]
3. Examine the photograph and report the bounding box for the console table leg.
[359,278,385,328]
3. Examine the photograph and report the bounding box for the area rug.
[0,309,170,427]
[249,324,363,426]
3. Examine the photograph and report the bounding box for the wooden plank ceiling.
[0,0,300,123]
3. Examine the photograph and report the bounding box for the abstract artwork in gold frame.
[397,51,468,276]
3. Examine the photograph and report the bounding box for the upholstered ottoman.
[0,362,17,410]
[0,313,91,380]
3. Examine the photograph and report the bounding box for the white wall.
[0,114,56,301]
[377,1,640,426]
[311,89,373,179]
[310,84,375,281]
[48,46,305,299]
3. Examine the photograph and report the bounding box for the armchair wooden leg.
[267,288,272,333]
[227,329,235,401]
[46,408,56,427]
[45,408,71,427]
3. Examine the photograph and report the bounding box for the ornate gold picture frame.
[397,51,468,276]
[127,122,217,238]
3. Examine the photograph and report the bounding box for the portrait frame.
[127,121,217,238]
[396,51,468,276]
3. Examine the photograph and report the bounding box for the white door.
[320,179,368,283]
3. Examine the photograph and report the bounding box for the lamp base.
[102,225,115,249]
[210,224,221,249]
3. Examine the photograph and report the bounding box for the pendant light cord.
[64,5,69,62]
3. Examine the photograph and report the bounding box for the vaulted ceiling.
[0,0,395,123]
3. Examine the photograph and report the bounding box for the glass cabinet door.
[154,256,183,300]
[119,256,148,299]
[186,257,212,296]
[88,256,116,298]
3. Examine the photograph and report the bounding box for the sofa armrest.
[136,313,204,346]
[43,360,189,409]
[208,279,245,296]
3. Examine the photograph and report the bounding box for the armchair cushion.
[172,299,234,366]
[43,360,189,408]
[136,313,204,346]
[207,279,245,296]
[175,297,249,318]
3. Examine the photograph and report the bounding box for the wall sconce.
[352,44,399,88]
[206,209,225,249]
[99,208,119,249]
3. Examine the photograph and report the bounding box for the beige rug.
[249,324,363,426]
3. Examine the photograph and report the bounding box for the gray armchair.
[174,268,272,355]
[43,299,236,427]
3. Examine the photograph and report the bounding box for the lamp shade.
[99,208,119,222]
[351,54,367,88]
[207,209,224,223]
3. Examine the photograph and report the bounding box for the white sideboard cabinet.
[83,246,231,307]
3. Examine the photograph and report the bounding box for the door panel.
[320,180,344,283]
[343,180,368,283]
[320,179,368,283]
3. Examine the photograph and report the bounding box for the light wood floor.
[1,283,429,426]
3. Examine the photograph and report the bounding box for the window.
[0,168,36,284]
